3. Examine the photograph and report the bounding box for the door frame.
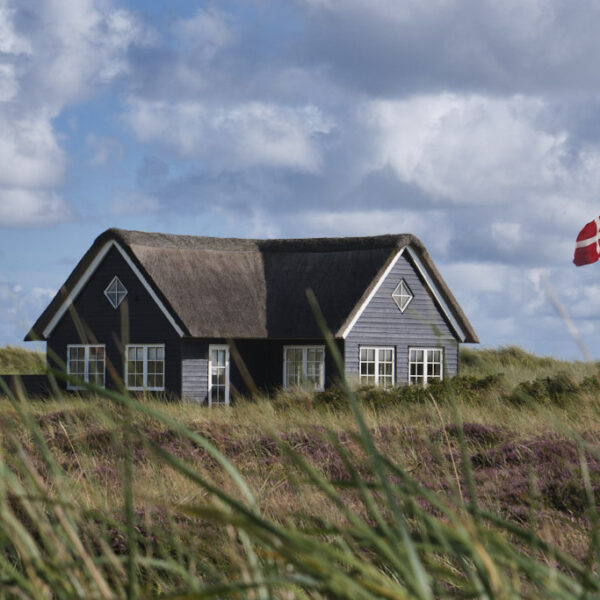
[208,344,230,407]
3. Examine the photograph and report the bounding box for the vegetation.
[0,344,45,374]
[2,344,600,598]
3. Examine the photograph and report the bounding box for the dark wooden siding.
[345,252,459,384]
[47,246,182,395]
[232,339,343,393]
[181,338,343,402]
[0,374,54,397]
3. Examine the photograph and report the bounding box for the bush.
[508,371,580,407]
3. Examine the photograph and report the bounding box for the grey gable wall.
[47,246,183,395]
[344,251,459,384]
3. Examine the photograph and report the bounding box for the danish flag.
[574,217,600,266]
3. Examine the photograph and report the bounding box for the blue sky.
[2,0,600,359]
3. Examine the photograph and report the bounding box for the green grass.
[0,344,45,374]
[2,345,600,598]
[460,344,600,386]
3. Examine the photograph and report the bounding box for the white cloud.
[0,112,65,188]
[173,8,233,60]
[0,0,147,227]
[367,94,574,204]
[0,188,73,227]
[126,100,332,172]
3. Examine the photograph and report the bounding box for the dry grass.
[2,345,600,597]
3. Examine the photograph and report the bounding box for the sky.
[2,0,600,359]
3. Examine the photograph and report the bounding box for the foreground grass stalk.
[2,342,600,597]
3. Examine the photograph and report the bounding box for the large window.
[67,345,105,389]
[283,346,325,391]
[409,348,443,385]
[126,345,165,391]
[209,345,230,407]
[359,347,394,387]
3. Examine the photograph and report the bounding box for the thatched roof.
[27,228,479,343]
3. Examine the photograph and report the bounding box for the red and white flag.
[574,217,600,266]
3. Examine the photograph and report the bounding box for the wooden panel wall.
[345,252,459,384]
[47,246,182,396]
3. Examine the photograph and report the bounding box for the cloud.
[0,189,73,227]
[0,0,148,227]
[86,134,124,166]
[110,188,161,216]
[126,100,332,172]
[173,7,234,60]
[0,280,55,347]
[0,112,65,188]
[296,0,600,95]
[366,94,572,204]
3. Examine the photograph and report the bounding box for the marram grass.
[1,346,600,597]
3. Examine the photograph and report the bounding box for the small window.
[392,279,413,312]
[359,347,394,387]
[67,345,105,389]
[409,348,443,385]
[283,346,325,391]
[126,344,165,391]
[105,276,128,309]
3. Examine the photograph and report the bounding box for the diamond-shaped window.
[104,276,128,309]
[392,279,413,313]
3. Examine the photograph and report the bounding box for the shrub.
[508,371,580,406]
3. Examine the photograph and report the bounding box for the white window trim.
[208,344,230,407]
[104,275,128,309]
[392,279,413,313]
[359,346,395,387]
[67,344,106,390]
[125,344,165,391]
[283,345,326,392]
[408,347,444,385]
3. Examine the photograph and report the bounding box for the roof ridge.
[105,228,422,253]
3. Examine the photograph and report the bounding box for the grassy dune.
[0,344,45,374]
[1,345,600,597]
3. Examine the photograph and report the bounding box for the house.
[26,228,478,403]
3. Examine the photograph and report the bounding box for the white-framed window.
[67,345,105,389]
[359,347,394,388]
[125,344,165,391]
[209,345,230,407]
[409,348,443,385]
[392,279,413,312]
[104,276,128,309]
[283,345,325,391]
